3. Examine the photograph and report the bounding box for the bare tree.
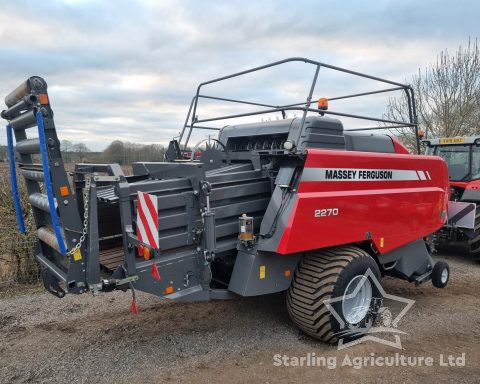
[71,142,90,162]
[60,139,72,163]
[385,38,480,150]
[102,140,165,164]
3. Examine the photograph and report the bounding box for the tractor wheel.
[467,203,480,258]
[286,245,382,344]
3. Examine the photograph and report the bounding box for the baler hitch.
[42,269,66,298]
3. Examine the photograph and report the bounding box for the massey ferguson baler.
[2,58,450,344]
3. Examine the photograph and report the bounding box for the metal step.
[29,192,57,212]
[16,138,40,155]
[21,169,44,182]
[38,226,65,254]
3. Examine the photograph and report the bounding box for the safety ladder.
[2,77,86,295]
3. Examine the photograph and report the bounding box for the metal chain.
[66,176,91,256]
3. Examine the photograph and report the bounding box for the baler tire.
[431,261,449,288]
[286,245,382,344]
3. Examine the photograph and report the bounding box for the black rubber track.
[286,245,375,344]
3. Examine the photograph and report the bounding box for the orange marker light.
[318,97,328,110]
[284,269,291,278]
[137,245,144,257]
[143,247,151,260]
[38,94,49,105]
[59,185,69,197]
[165,286,174,294]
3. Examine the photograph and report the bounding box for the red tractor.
[423,136,480,257]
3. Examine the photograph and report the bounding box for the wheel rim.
[342,275,372,325]
[441,268,448,284]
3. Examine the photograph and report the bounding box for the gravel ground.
[1,251,479,384]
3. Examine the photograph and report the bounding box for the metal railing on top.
[177,57,419,153]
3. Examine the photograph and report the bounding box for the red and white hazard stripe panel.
[136,191,159,249]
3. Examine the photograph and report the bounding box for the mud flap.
[381,239,434,282]
[228,248,301,296]
[42,268,66,298]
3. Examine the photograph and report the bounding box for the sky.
[0,0,478,151]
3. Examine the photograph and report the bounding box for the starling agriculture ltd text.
[273,353,466,369]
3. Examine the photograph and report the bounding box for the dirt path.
[1,253,479,383]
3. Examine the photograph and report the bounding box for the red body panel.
[389,135,410,154]
[277,149,449,255]
[450,181,469,189]
[464,180,480,191]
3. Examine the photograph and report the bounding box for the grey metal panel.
[212,197,270,220]
[87,182,101,286]
[462,188,480,203]
[207,170,264,184]
[214,220,239,239]
[206,162,253,175]
[97,203,122,239]
[128,178,193,195]
[158,212,189,230]
[381,238,433,279]
[228,249,301,296]
[299,132,345,149]
[344,132,395,153]
[124,191,191,211]
[157,193,194,210]
[133,253,199,297]
[158,232,190,250]
[218,119,292,146]
[133,162,205,179]
[257,186,297,252]
[216,238,237,253]
[125,162,271,255]
[294,116,345,150]
[210,180,270,201]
